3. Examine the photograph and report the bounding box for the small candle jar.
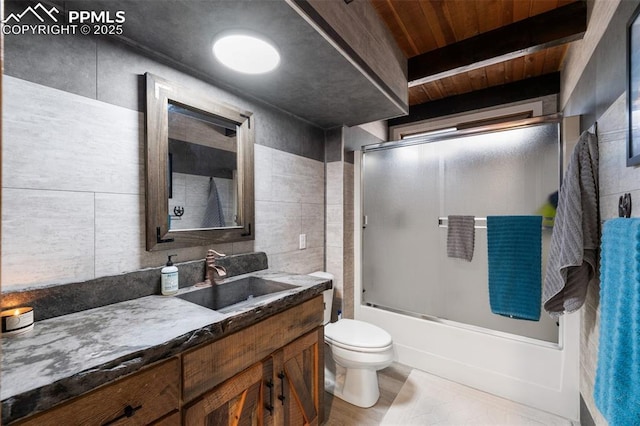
[1,307,34,336]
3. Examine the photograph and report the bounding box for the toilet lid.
[325,319,392,350]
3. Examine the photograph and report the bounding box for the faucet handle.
[207,249,226,258]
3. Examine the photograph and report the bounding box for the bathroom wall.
[2,30,324,291]
[325,127,346,317]
[325,125,382,319]
[561,0,640,423]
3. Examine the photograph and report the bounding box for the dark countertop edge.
[1,277,331,424]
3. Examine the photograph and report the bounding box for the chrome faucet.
[205,249,227,285]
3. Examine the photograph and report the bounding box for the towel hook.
[173,206,185,217]
[618,193,632,218]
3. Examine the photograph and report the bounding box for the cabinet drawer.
[183,295,323,402]
[17,358,180,426]
[150,411,181,426]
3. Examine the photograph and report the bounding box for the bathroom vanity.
[1,272,331,425]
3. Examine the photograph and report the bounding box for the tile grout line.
[93,192,97,280]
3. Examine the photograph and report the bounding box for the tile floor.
[381,369,574,425]
[324,363,577,425]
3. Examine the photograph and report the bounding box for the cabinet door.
[184,360,272,426]
[272,328,324,426]
[182,296,323,403]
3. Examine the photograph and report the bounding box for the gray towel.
[202,177,226,228]
[447,215,476,261]
[543,131,599,319]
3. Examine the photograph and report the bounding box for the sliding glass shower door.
[361,122,560,343]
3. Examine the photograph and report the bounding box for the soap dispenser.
[161,254,179,296]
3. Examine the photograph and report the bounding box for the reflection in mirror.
[145,72,254,251]
[167,104,239,230]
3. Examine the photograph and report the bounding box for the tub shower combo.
[356,118,581,419]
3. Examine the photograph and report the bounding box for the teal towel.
[594,218,640,425]
[487,216,542,321]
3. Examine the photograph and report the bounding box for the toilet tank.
[309,271,334,325]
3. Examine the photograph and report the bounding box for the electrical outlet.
[299,233,307,250]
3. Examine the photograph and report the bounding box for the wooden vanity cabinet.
[183,327,323,426]
[15,358,180,426]
[182,296,323,402]
[10,295,324,426]
[182,296,324,426]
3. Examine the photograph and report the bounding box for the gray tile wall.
[562,1,638,125]
[2,77,233,290]
[561,1,640,423]
[3,32,325,291]
[325,127,343,163]
[325,125,381,319]
[254,144,324,275]
[4,29,325,162]
[578,93,632,426]
[326,161,345,317]
[343,162,355,318]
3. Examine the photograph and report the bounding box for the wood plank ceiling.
[371,0,583,107]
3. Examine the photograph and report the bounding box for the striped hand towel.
[487,215,542,321]
[447,215,475,261]
[594,218,640,425]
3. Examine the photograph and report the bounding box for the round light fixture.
[213,32,280,75]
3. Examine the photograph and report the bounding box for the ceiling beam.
[390,72,560,127]
[408,1,586,86]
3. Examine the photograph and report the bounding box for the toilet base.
[325,364,381,408]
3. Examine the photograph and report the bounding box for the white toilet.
[309,272,394,408]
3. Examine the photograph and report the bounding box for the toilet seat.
[327,339,394,353]
[325,319,393,353]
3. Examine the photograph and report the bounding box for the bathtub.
[353,152,580,422]
[356,302,580,420]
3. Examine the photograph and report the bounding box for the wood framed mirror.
[145,73,254,251]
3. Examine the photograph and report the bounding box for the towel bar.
[438,217,488,229]
[438,217,550,230]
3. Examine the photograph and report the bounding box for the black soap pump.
[161,254,179,296]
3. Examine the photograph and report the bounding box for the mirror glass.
[167,103,239,230]
[145,73,254,251]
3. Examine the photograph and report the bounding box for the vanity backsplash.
[1,252,268,321]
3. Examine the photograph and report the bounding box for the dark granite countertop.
[1,271,331,424]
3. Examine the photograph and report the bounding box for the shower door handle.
[363,215,368,228]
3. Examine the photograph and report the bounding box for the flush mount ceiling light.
[213,32,280,75]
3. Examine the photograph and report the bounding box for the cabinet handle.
[277,371,286,404]
[265,379,274,415]
[102,404,142,425]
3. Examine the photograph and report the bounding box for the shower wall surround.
[561,0,640,423]
[2,35,324,291]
